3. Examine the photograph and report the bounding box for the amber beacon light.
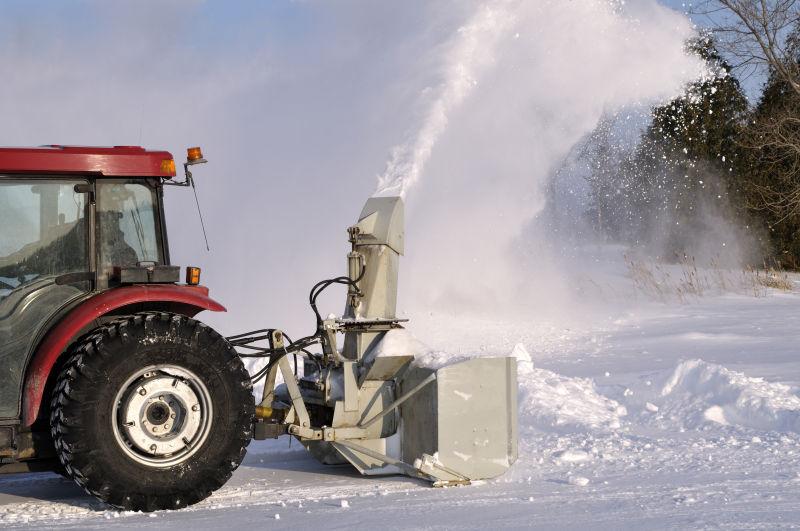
[186,146,206,164]
[186,266,201,285]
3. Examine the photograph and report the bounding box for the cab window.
[97,182,162,275]
[0,180,87,300]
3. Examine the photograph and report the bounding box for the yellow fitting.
[255,406,274,419]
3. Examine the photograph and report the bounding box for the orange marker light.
[187,147,204,162]
[160,158,176,175]
[186,266,201,286]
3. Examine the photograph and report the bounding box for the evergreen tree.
[627,34,749,260]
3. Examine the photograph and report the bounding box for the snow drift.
[655,359,800,433]
[514,344,627,433]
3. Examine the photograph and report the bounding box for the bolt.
[138,388,147,396]
[164,424,171,430]
[152,426,159,432]
[150,444,157,453]
[158,395,164,401]
[191,405,200,412]
[170,413,176,419]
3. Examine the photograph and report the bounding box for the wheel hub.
[112,366,213,468]
[145,402,170,425]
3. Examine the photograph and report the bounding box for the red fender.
[22,284,226,427]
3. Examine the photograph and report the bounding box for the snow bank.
[514,344,627,433]
[513,350,800,436]
[655,359,800,432]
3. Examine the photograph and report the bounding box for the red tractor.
[0,146,253,512]
[0,145,520,515]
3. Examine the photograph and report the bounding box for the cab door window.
[97,182,162,276]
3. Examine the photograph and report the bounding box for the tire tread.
[50,311,253,512]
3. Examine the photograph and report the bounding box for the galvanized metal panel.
[399,358,518,481]
[434,357,518,479]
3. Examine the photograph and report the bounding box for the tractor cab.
[0,146,217,432]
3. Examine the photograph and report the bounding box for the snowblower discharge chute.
[237,196,519,486]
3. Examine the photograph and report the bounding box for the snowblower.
[0,145,517,511]
[233,196,519,486]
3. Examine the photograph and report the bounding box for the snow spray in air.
[375,0,516,198]
[376,0,707,320]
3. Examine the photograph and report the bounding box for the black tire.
[50,312,254,512]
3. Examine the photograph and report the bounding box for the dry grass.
[746,266,794,291]
[624,253,794,302]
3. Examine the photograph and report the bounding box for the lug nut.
[170,413,176,419]
[138,388,147,396]
[191,405,200,412]
[149,444,157,453]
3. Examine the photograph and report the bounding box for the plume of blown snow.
[375,0,515,198]
[385,0,707,323]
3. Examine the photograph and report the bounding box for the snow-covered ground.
[3,275,800,529]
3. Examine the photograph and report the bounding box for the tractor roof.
[0,145,176,178]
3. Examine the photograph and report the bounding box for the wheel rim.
[112,365,213,468]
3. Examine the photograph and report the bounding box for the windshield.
[97,182,162,275]
[0,180,87,300]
